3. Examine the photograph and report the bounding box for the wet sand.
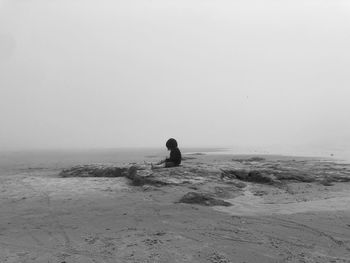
[1,154,350,262]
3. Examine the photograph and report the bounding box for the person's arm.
[157,159,166,165]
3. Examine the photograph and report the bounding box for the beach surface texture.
[1,153,350,263]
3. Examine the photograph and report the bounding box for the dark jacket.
[166,147,182,165]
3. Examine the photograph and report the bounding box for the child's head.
[166,138,178,150]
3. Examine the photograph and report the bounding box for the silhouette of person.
[152,138,182,169]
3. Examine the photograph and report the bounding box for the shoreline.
[189,150,345,162]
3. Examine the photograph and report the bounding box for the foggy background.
[0,0,349,154]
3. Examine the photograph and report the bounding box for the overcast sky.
[0,0,349,151]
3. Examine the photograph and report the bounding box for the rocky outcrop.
[222,159,350,185]
[274,171,315,182]
[59,159,350,191]
[221,169,279,184]
[232,157,266,163]
[59,165,128,177]
[59,165,172,186]
[126,166,170,186]
[221,166,350,184]
[179,192,232,207]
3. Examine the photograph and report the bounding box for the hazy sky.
[0,0,349,151]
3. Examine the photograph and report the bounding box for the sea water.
[203,145,350,162]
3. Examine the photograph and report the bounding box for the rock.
[232,157,266,163]
[59,165,128,177]
[275,172,316,182]
[226,181,247,188]
[248,170,277,184]
[233,169,250,180]
[59,165,170,187]
[221,169,278,184]
[247,157,266,162]
[330,175,350,182]
[253,190,268,196]
[178,192,232,207]
[320,179,334,186]
[126,166,169,186]
[221,169,249,180]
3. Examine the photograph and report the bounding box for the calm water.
[204,146,350,163]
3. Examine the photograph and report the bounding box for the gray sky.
[0,0,349,151]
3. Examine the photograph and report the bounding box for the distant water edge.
[0,147,221,175]
[204,146,350,162]
[1,146,349,176]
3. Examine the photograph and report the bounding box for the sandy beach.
[1,153,350,263]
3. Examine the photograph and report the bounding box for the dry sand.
[1,154,350,263]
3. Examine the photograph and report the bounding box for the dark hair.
[166,138,178,149]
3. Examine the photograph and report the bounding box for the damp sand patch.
[0,172,130,203]
[214,185,350,216]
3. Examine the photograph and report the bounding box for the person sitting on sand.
[151,138,182,169]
